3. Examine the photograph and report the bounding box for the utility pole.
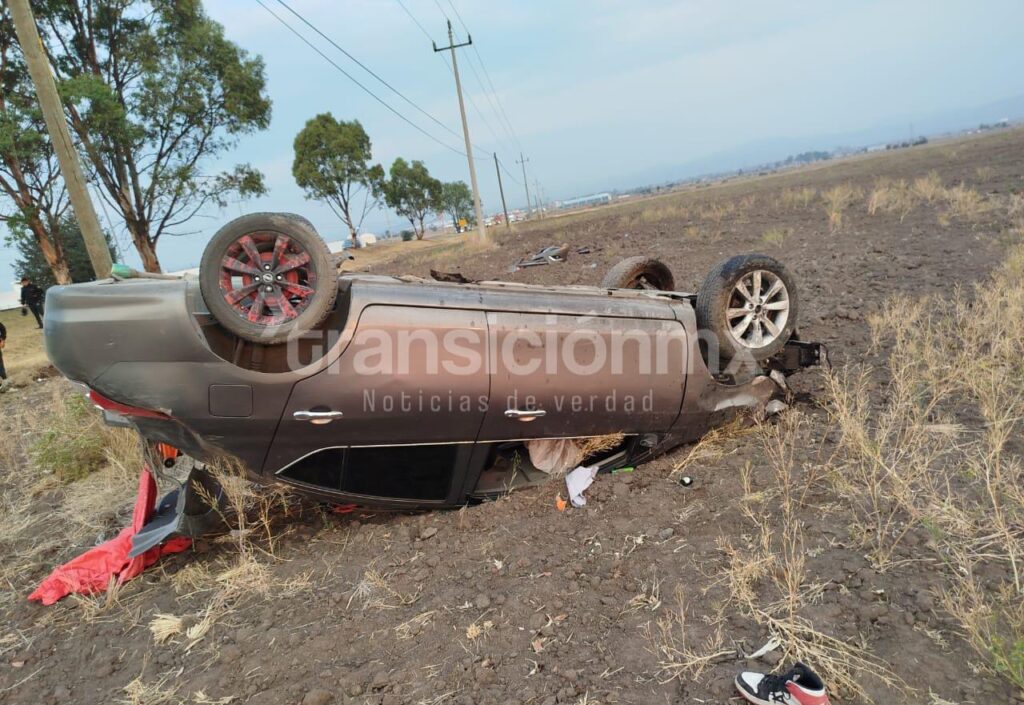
[516,153,532,219]
[534,179,544,219]
[8,0,112,279]
[493,153,510,230]
[434,21,486,244]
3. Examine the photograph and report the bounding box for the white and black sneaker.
[735,661,830,705]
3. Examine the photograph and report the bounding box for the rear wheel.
[601,256,675,290]
[696,253,797,361]
[199,213,336,344]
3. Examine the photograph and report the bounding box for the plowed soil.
[2,128,1023,705]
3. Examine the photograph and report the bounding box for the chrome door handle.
[293,410,344,423]
[504,408,547,421]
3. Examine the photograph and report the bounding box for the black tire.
[696,253,798,361]
[200,213,337,345]
[601,256,676,290]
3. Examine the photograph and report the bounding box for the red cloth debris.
[28,466,191,606]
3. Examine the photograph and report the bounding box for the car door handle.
[293,410,344,423]
[504,408,547,421]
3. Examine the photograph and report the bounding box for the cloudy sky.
[3,0,1023,282]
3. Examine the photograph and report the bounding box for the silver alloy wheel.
[725,269,791,349]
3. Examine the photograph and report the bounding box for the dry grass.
[645,585,732,682]
[640,203,689,223]
[778,187,817,210]
[762,227,790,247]
[822,183,861,233]
[348,568,419,610]
[721,413,908,701]
[120,667,178,705]
[670,418,752,480]
[0,382,141,614]
[0,307,49,387]
[943,183,987,220]
[975,166,996,181]
[30,391,136,483]
[827,242,1024,691]
[912,171,945,204]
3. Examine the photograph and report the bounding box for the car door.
[478,312,686,441]
[264,304,489,499]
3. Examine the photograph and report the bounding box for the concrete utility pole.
[434,21,486,244]
[493,153,510,230]
[8,0,112,279]
[516,153,532,219]
[534,179,544,219]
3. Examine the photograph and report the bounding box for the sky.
[2,0,1024,288]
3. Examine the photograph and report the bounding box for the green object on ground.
[611,466,635,474]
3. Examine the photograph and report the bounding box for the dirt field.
[2,127,1023,705]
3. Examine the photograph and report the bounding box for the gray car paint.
[44,273,782,503]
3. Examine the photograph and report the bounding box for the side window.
[280,444,462,501]
[343,445,460,501]
[280,448,345,489]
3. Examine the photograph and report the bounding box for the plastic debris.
[565,465,599,507]
[28,466,191,606]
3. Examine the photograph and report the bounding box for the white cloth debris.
[528,438,585,475]
[565,465,599,507]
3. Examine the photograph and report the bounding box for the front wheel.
[696,253,798,361]
[199,213,337,345]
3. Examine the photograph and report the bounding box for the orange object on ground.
[28,466,191,606]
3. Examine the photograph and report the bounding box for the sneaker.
[735,662,830,705]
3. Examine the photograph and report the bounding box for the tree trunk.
[128,222,162,272]
[350,227,362,250]
[28,217,72,284]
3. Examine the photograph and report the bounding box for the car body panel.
[44,270,808,519]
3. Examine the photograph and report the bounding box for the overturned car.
[44,213,820,553]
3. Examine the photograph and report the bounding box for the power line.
[392,0,514,161]
[496,155,521,186]
[430,0,521,155]
[446,0,524,153]
[254,0,467,157]
[271,0,467,145]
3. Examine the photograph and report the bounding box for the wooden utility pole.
[516,153,531,219]
[434,21,486,244]
[8,0,112,279]
[493,153,510,230]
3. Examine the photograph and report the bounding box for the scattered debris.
[29,467,191,606]
[528,433,625,476]
[678,475,694,487]
[510,243,571,271]
[745,637,782,660]
[565,465,599,507]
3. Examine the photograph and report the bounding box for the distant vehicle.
[44,213,820,555]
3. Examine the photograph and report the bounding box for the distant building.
[557,192,612,210]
